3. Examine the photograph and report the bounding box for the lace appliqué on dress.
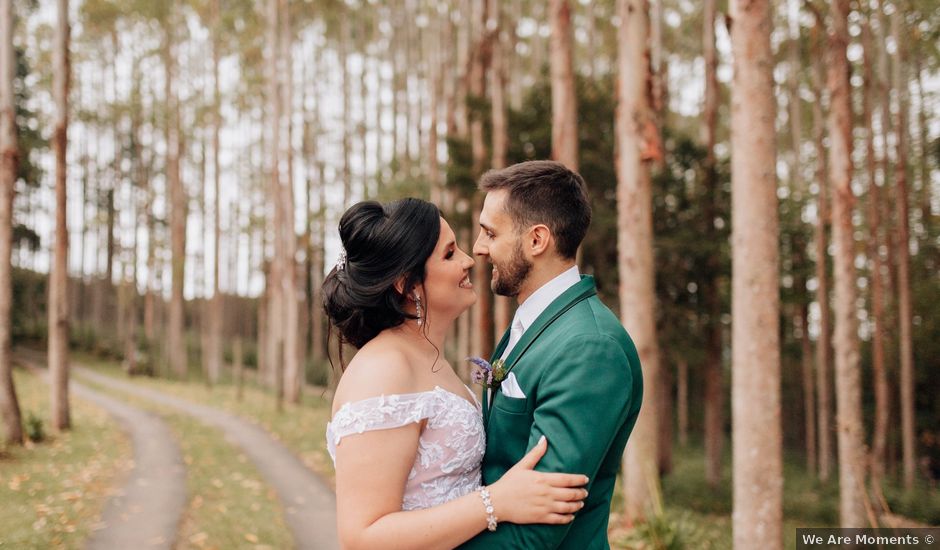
[326,386,485,511]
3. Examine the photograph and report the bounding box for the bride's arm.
[335,424,586,550]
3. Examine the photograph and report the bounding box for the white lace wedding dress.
[326,386,485,511]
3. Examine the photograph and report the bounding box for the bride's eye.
[445,249,454,260]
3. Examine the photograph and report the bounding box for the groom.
[459,161,643,549]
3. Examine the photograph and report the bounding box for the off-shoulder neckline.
[331,385,480,418]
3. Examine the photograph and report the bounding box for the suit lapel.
[483,276,597,429]
[482,328,512,424]
[502,276,596,375]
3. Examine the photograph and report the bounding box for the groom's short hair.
[479,160,591,260]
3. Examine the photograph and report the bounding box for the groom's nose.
[472,232,487,257]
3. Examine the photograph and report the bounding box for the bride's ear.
[394,276,423,301]
[393,276,407,296]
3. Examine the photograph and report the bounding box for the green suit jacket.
[458,276,643,550]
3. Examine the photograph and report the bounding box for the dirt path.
[76,367,340,550]
[15,352,187,549]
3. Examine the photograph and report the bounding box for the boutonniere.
[467,357,507,390]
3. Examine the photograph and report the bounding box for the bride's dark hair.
[322,198,441,356]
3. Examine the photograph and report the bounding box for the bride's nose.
[461,250,474,269]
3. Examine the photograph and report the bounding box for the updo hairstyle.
[321,199,441,353]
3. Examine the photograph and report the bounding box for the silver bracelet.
[479,487,498,531]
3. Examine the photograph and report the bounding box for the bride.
[323,198,588,549]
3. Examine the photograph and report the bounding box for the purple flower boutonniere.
[467,357,507,390]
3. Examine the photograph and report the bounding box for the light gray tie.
[500,318,525,361]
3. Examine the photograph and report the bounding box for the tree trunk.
[0,0,23,446]
[341,17,352,208]
[257,277,268,385]
[469,0,493,360]
[265,0,285,409]
[549,0,578,171]
[730,0,782,547]
[313,157,327,371]
[373,16,385,189]
[143,189,156,338]
[106,186,114,284]
[790,8,816,478]
[278,0,300,404]
[489,0,507,173]
[471,199,493,360]
[701,0,723,488]
[451,0,470,142]
[531,1,547,83]
[861,15,888,494]
[207,0,223,386]
[49,0,71,431]
[800,305,817,475]
[390,9,400,179]
[198,139,209,383]
[810,27,834,481]
[489,0,512,337]
[828,0,866,527]
[77,143,87,324]
[402,1,414,178]
[428,13,442,206]
[890,9,915,491]
[676,357,688,447]
[165,7,187,379]
[234,337,244,400]
[359,30,369,199]
[616,0,661,526]
[304,41,325,371]
[874,9,896,446]
[507,3,523,112]
[457,227,471,381]
[912,44,930,232]
[124,59,145,376]
[468,0,490,177]
[650,0,665,116]
[658,355,673,475]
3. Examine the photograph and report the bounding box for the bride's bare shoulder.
[332,339,417,410]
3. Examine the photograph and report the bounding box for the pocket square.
[499,372,526,398]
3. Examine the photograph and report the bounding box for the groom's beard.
[492,241,532,297]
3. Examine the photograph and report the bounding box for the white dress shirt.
[500,265,581,359]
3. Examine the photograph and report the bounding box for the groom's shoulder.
[548,296,638,358]
[560,293,627,337]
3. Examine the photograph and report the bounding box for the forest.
[0,0,937,548]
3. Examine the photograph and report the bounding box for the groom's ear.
[527,224,553,258]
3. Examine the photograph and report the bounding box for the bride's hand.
[486,436,589,525]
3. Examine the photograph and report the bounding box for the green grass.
[611,442,939,549]
[78,376,294,550]
[0,368,132,550]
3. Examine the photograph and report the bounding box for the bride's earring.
[414,292,424,326]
